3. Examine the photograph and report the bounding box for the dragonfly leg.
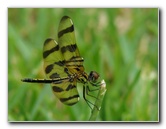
[83,85,100,110]
[86,85,99,99]
[90,81,101,87]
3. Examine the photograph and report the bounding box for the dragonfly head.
[88,71,100,82]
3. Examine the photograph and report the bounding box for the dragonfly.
[22,16,100,109]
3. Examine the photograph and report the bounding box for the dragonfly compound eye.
[88,71,100,82]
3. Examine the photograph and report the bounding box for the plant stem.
[89,80,106,121]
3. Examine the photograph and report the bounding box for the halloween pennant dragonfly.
[22,16,100,108]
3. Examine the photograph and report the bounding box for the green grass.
[8,8,158,121]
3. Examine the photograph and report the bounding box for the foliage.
[8,8,158,121]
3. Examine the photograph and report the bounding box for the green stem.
[89,80,106,121]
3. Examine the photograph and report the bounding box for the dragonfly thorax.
[75,72,88,84]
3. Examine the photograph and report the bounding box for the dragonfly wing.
[58,16,85,74]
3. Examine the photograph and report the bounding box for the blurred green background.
[8,8,158,121]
